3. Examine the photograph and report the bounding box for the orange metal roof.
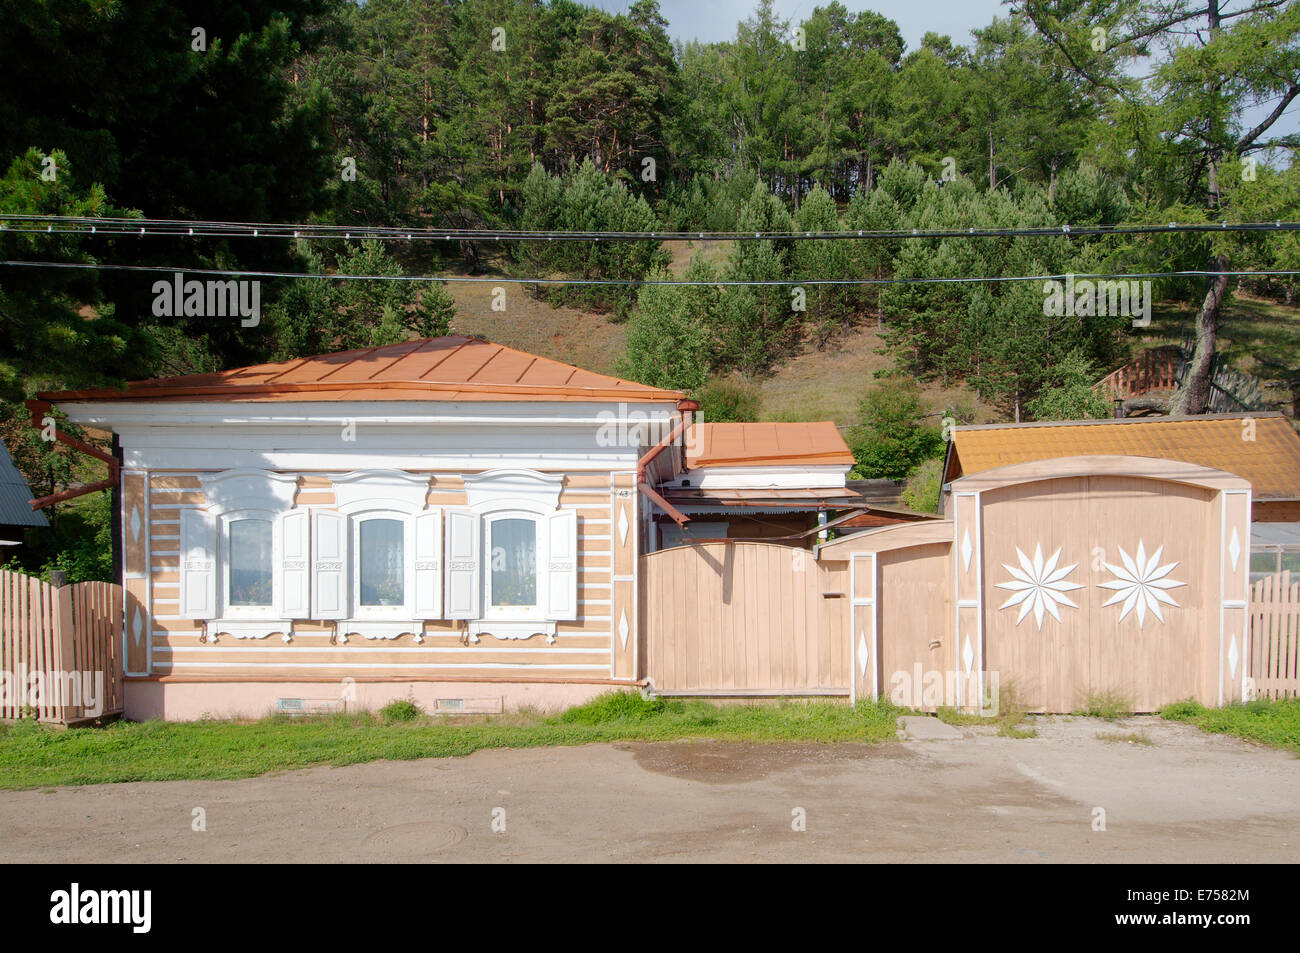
[686,421,854,469]
[36,336,684,404]
[948,413,1300,501]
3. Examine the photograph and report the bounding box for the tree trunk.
[1169,253,1230,415]
[1122,395,1171,416]
[1168,0,1229,418]
[988,131,996,192]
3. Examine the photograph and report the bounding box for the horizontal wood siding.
[141,470,626,681]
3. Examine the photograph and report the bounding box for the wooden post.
[52,579,77,723]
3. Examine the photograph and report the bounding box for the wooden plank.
[640,542,848,695]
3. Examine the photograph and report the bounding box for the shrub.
[848,377,945,480]
[559,690,673,724]
[1078,689,1135,721]
[379,699,421,723]
[902,458,943,513]
[698,376,760,423]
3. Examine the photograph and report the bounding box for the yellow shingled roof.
[947,413,1300,501]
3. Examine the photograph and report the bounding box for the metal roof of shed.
[0,439,47,528]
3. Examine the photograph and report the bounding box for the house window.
[488,516,538,610]
[352,513,411,619]
[359,518,405,606]
[227,518,273,609]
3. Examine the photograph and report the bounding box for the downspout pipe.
[636,399,697,527]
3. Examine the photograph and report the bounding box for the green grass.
[1096,731,1154,746]
[1076,689,1135,721]
[1160,697,1300,754]
[934,677,1037,737]
[0,692,901,790]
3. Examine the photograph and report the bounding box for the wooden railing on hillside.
[1094,346,1182,399]
[0,570,123,723]
[1249,571,1300,701]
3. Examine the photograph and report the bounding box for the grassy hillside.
[440,250,1300,426]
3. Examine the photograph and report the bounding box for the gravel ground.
[1,715,1296,863]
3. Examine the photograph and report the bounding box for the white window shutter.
[444,508,481,620]
[180,509,217,619]
[278,509,310,618]
[546,509,579,620]
[413,509,443,619]
[311,510,347,620]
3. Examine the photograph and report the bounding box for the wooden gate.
[1249,571,1300,700]
[640,542,849,695]
[0,570,123,723]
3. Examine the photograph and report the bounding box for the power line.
[3,258,1296,287]
[2,213,1299,242]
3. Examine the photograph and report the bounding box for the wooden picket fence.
[1248,571,1300,700]
[0,569,123,724]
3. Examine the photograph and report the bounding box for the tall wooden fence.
[1249,571,1300,700]
[640,542,849,695]
[0,570,123,723]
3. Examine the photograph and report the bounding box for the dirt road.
[1,716,1296,863]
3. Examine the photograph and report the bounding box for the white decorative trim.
[338,621,422,640]
[331,469,430,514]
[468,620,557,641]
[199,469,299,515]
[464,468,563,514]
[209,620,293,640]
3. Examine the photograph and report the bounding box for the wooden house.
[31,342,1298,718]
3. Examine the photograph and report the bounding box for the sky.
[588,0,1007,51]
